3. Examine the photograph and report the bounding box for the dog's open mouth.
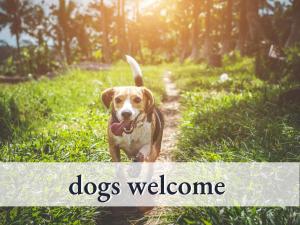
[110,120,134,136]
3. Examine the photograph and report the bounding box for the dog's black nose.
[121,111,132,119]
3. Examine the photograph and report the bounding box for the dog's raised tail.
[125,55,143,87]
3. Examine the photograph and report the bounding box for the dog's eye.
[115,97,122,103]
[134,97,142,103]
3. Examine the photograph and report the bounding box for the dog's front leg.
[109,144,120,162]
[146,146,159,162]
[135,144,151,162]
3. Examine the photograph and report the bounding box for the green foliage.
[165,207,300,225]
[0,56,17,76]
[255,45,300,82]
[92,50,103,61]
[0,0,33,38]
[0,45,60,77]
[0,64,165,224]
[21,44,61,76]
[0,207,97,225]
[172,54,254,92]
[285,45,300,81]
[0,95,21,142]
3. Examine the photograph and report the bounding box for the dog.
[101,55,164,162]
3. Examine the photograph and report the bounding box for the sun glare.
[141,0,159,9]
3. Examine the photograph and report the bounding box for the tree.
[88,0,113,63]
[24,4,48,46]
[237,0,248,55]
[100,0,111,63]
[246,0,264,44]
[50,0,77,64]
[170,0,193,63]
[285,0,300,47]
[73,13,92,60]
[0,0,33,62]
[128,0,143,60]
[221,0,233,54]
[116,0,128,58]
[201,0,213,59]
[190,0,201,61]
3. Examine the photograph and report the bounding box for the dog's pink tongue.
[110,120,132,136]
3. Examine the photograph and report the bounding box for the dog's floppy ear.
[143,87,155,113]
[101,88,114,109]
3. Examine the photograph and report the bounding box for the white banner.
[0,163,298,206]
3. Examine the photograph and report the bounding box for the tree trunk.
[135,0,143,61]
[221,0,233,54]
[246,0,263,42]
[101,0,111,63]
[117,0,127,57]
[201,0,212,59]
[64,36,71,64]
[15,32,22,74]
[15,32,21,60]
[237,0,248,55]
[122,0,128,54]
[180,28,189,64]
[190,0,201,61]
[59,0,71,64]
[285,0,300,47]
[128,0,142,59]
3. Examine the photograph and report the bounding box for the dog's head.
[101,86,154,122]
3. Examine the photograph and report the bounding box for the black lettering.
[159,175,165,194]
[111,182,121,195]
[84,182,97,195]
[128,182,147,195]
[148,182,159,195]
[98,182,111,202]
[166,182,177,195]
[193,182,213,194]
[69,174,83,195]
[215,182,225,195]
[178,182,191,195]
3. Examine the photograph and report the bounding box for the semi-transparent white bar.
[0,163,298,207]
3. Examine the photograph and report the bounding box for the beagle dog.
[101,55,164,162]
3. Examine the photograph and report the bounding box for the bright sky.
[0,0,289,46]
[0,0,158,46]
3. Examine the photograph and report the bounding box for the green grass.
[0,63,165,224]
[172,55,300,162]
[161,55,300,224]
[1,57,299,224]
[0,63,165,162]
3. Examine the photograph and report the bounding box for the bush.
[0,44,61,77]
[255,45,300,82]
[0,56,17,76]
[284,45,300,81]
[20,44,61,77]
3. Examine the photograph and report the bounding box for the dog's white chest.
[113,122,152,156]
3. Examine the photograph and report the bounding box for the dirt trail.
[96,71,181,225]
[158,71,181,161]
[142,71,181,224]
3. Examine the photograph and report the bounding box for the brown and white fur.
[101,55,164,162]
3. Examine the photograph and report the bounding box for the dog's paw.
[134,152,145,162]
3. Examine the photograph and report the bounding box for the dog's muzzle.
[110,113,145,136]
